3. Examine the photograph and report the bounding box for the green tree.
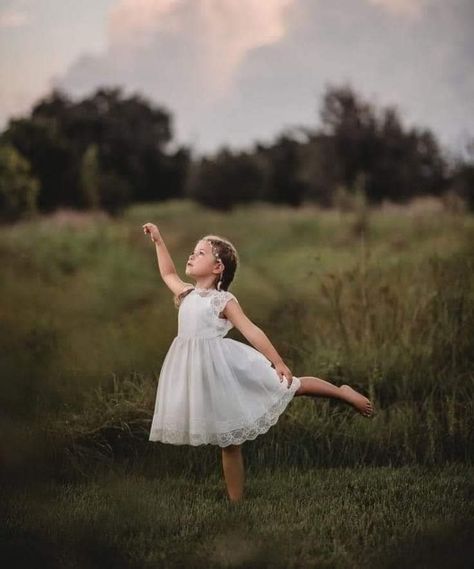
[3,116,77,211]
[318,84,447,204]
[2,87,189,215]
[449,139,474,212]
[80,142,132,216]
[97,170,132,217]
[187,148,263,211]
[257,134,308,207]
[0,143,40,222]
[80,143,100,210]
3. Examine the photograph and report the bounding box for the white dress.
[149,286,301,447]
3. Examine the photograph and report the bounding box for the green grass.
[1,199,473,466]
[1,198,473,567]
[2,464,473,569]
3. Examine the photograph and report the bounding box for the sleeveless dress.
[149,286,301,447]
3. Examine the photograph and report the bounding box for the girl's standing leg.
[294,376,374,416]
[221,444,245,502]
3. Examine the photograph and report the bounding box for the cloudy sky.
[1,0,473,156]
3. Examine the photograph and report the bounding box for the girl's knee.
[294,377,306,396]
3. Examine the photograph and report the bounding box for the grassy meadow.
[1,198,473,568]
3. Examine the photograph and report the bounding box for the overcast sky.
[1,0,473,156]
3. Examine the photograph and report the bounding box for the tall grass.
[0,199,473,482]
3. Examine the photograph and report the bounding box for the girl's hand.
[275,361,294,387]
[142,223,161,243]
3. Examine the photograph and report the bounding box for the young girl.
[143,222,374,503]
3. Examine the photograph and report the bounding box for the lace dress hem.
[149,376,300,447]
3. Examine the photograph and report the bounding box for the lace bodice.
[177,287,239,339]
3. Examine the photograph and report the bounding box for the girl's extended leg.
[221,444,245,502]
[294,376,374,417]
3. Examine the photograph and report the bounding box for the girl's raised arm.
[142,222,192,297]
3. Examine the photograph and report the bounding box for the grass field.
[1,198,473,568]
[2,464,473,569]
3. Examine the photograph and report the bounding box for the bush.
[0,143,40,223]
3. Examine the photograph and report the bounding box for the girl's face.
[185,240,221,278]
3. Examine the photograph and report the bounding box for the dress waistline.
[176,334,224,340]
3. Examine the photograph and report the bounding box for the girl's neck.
[194,282,217,291]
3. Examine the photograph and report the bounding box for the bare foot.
[340,385,374,417]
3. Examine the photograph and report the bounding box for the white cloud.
[54,0,296,150]
[50,0,474,154]
[367,0,427,19]
[106,0,293,96]
[108,0,178,49]
[0,8,29,28]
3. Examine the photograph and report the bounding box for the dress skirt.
[149,335,301,447]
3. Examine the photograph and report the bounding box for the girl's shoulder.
[210,290,239,318]
[220,289,238,302]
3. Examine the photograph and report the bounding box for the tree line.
[0,84,473,222]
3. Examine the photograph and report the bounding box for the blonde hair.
[174,234,239,308]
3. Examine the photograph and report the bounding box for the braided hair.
[174,234,239,308]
